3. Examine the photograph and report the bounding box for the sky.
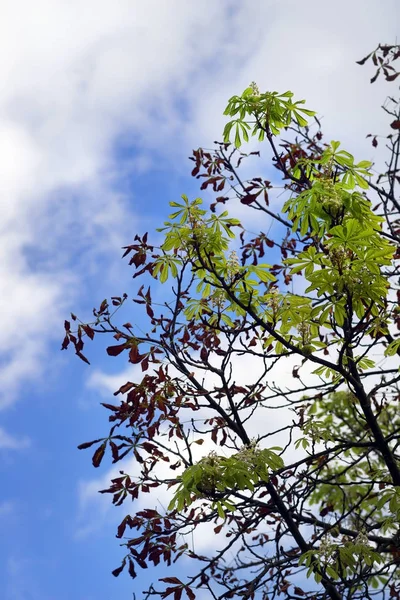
[0,1,399,599]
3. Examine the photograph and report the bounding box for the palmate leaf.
[286,245,321,276]
[153,255,182,283]
[223,88,315,148]
[247,264,276,283]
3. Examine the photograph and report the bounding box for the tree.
[63,44,400,599]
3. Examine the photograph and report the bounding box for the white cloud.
[0,0,396,410]
[184,0,399,160]
[86,367,139,398]
[0,0,237,407]
[0,427,30,450]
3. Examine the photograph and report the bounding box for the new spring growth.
[249,81,260,96]
[297,321,312,345]
[266,287,281,315]
[227,250,240,277]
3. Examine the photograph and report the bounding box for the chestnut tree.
[63,44,400,599]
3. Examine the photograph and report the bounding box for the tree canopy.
[63,44,400,599]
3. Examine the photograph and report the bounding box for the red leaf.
[112,558,126,577]
[82,324,95,340]
[185,587,196,600]
[127,558,137,579]
[200,178,213,190]
[390,120,400,130]
[117,515,131,538]
[76,351,90,365]
[129,344,144,364]
[110,441,119,462]
[372,136,378,147]
[370,71,379,83]
[319,503,334,517]
[240,193,258,205]
[92,441,107,468]
[106,343,127,357]
[160,578,183,585]
[64,320,71,331]
[356,53,371,65]
[294,586,306,596]
[175,588,183,600]
[200,347,208,362]
[161,588,180,600]
[115,382,135,396]
[77,438,103,450]
[100,403,119,411]
[386,72,400,81]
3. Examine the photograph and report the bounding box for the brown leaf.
[111,558,126,577]
[240,193,258,205]
[390,120,400,130]
[200,347,208,362]
[356,54,371,65]
[77,438,103,450]
[106,343,127,357]
[185,587,196,600]
[76,351,90,365]
[127,558,137,579]
[92,441,107,468]
[370,71,379,83]
[110,441,119,462]
[117,515,132,538]
[114,381,135,395]
[82,324,95,340]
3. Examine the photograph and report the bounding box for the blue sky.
[0,1,399,598]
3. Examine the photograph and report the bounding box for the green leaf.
[354,171,369,189]
[384,339,400,357]
[241,87,254,98]
[216,502,225,519]
[330,140,341,152]
[234,125,241,148]
[223,121,235,143]
[333,303,346,327]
